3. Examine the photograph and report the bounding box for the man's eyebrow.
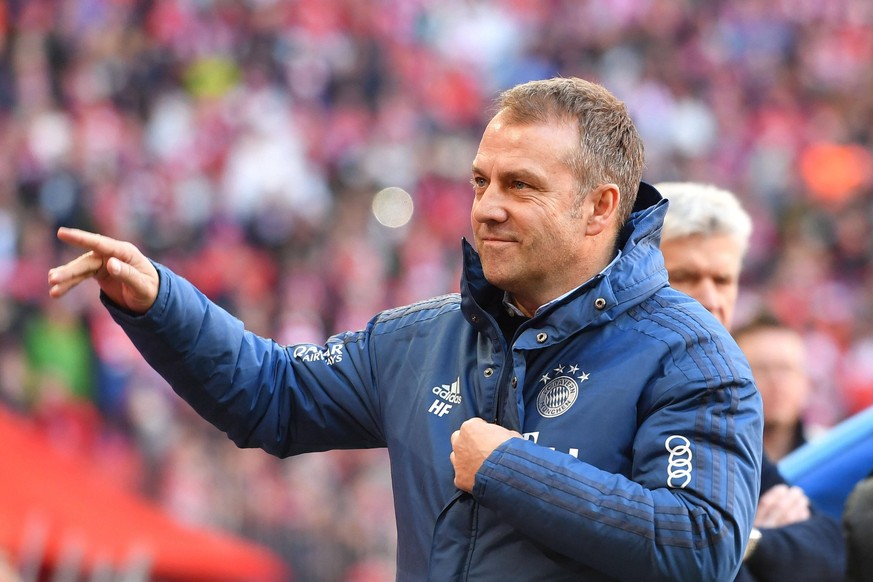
[503,168,546,184]
[470,165,545,183]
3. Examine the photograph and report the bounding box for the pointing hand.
[48,228,159,314]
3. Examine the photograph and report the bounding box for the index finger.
[57,227,129,258]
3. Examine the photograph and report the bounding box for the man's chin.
[481,267,514,290]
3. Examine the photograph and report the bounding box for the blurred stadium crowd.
[1,0,873,579]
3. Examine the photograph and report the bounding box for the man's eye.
[471,177,487,188]
[511,181,528,190]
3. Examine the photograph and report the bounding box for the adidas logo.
[432,378,462,404]
[428,377,461,417]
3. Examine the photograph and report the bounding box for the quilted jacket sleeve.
[103,264,385,456]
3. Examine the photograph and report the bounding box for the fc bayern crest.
[536,376,579,418]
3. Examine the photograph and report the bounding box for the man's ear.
[585,183,620,236]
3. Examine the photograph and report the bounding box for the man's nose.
[472,185,509,224]
[697,280,726,324]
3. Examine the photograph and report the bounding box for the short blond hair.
[497,77,645,227]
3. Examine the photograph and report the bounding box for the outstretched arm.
[51,241,386,456]
[48,227,159,314]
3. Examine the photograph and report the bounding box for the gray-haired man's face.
[661,233,743,329]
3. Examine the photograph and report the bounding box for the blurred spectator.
[22,296,93,403]
[844,474,873,582]
[734,314,814,461]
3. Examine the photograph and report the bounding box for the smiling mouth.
[479,239,517,250]
[479,233,517,243]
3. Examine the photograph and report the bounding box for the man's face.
[470,112,599,313]
[736,327,810,427]
[660,233,743,328]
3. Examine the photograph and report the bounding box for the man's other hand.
[450,418,521,492]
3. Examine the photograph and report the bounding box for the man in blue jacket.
[48,77,762,581]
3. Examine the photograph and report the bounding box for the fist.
[450,418,521,492]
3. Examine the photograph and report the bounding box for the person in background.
[843,473,873,582]
[733,314,812,462]
[47,77,763,581]
[657,181,846,582]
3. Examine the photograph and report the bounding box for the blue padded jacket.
[105,183,763,581]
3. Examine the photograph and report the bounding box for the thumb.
[107,256,123,276]
[106,256,133,280]
[106,256,148,289]
[104,256,159,312]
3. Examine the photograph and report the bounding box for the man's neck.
[763,422,801,462]
[507,247,622,318]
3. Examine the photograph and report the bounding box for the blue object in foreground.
[779,404,873,520]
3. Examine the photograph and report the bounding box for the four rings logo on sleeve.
[665,435,693,489]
